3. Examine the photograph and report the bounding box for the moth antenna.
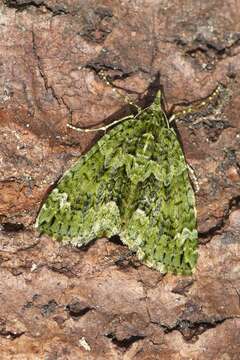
[98,70,142,112]
[67,70,145,133]
[67,114,136,133]
[169,84,223,123]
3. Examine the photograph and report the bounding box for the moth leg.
[187,163,199,193]
[67,114,136,133]
[113,250,135,267]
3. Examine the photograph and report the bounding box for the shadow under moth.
[36,87,198,275]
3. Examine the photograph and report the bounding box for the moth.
[36,83,198,275]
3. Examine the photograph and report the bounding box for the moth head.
[149,90,162,112]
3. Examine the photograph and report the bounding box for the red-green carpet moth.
[36,85,200,275]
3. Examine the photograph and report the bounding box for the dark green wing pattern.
[36,93,198,275]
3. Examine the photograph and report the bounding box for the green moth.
[36,91,198,275]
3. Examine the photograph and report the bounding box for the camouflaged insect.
[36,91,198,275]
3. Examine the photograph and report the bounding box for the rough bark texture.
[0,0,240,359]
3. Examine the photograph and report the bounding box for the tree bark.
[0,0,240,359]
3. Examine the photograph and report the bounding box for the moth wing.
[36,118,145,247]
[119,107,198,275]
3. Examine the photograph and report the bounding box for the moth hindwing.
[36,91,198,275]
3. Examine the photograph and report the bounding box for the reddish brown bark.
[0,1,239,359]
